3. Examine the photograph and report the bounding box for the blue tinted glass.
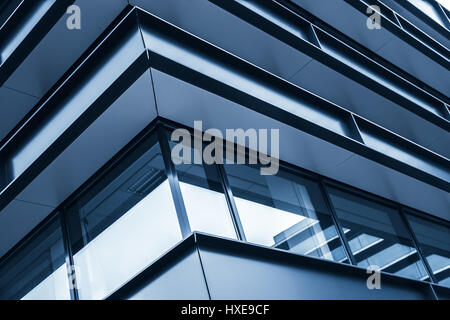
[170,140,237,240]
[406,214,450,287]
[0,217,70,300]
[66,140,182,299]
[328,187,430,281]
[225,164,348,262]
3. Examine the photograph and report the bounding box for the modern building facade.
[0,0,448,300]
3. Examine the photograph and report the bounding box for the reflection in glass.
[328,187,429,281]
[406,214,450,287]
[0,217,70,300]
[67,141,182,300]
[224,164,348,262]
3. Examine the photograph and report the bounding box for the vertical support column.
[60,210,79,300]
[318,181,357,265]
[216,164,247,241]
[157,124,191,237]
[399,208,438,284]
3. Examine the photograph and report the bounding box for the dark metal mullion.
[157,124,191,238]
[399,207,438,284]
[216,164,246,242]
[318,180,357,265]
[60,210,79,300]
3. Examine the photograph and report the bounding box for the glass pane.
[170,140,237,240]
[0,217,70,300]
[327,187,429,281]
[224,164,348,262]
[67,140,182,300]
[406,214,450,287]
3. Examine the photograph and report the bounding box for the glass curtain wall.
[1,122,449,300]
[65,133,182,300]
[223,163,349,263]
[326,187,429,281]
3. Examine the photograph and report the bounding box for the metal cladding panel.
[4,0,128,98]
[127,250,210,300]
[111,233,440,300]
[290,59,450,158]
[131,0,312,81]
[290,0,450,96]
[381,0,450,48]
[195,235,436,300]
[198,249,433,299]
[0,199,55,258]
[0,86,39,142]
[109,236,211,300]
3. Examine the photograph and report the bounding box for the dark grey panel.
[113,233,437,300]
[376,39,450,97]
[132,0,312,81]
[197,235,435,299]
[128,250,209,300]
[17,71,157,207]
[290,0,450,97]
[292,0,393,51]
[0,199,55,258]
[290,60,449,158]
[381,0,450,48]
[0,86,39,142]
[4,0,128,98]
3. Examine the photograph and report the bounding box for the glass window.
[66,139,182,300]
[327,187,430,281]
[170,139,237,240]
[406,214,450,287]
[224,164,348,262]
[0,217,70,300]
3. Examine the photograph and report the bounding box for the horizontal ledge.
[0,0,75,86]
[0,6,449,214]
[394,0,450,37]
[138,7,450,191]
[109,232,444,300]
[344,0,450,69]
[209,0,450,130]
